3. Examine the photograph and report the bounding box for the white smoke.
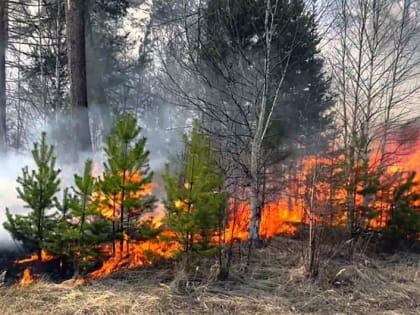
[0,153,35,243]
[0,123,185,247]
[0,146,99,245]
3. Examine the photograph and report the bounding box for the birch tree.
[159,0,332,242]
[329,0,420,234]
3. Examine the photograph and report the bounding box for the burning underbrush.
[88,232,182,279]
[7,195,312,287]
[8,148,420,288]
[3,116,420,292]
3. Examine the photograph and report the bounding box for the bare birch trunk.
[249,140,261,241]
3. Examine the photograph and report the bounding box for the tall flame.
[19,268,33,287]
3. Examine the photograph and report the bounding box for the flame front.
[89,131,420,278]
[17,250,55,264]
[222,129,420,241]
[14,127,420,282]
[88,235,181,279]
[137,203,166,229]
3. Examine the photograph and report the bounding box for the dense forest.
[0,1,420,314]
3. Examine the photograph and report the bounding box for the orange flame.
[137,203,166,229]
[222,126,420,241]
[19,268,33,287]
[223,199,302,242]
[17,250,55,264]
[16,129,420,281]
[88,237,181,279]
[94,171,153,221]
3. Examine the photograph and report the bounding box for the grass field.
[1,237,419,315]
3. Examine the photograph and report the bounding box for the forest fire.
[221,126,420,242]
[137,203,166,229]
[223,201,302,242]
[94,171,153,220]
[87,169,179,279]
[88,234,181,279]
[19,268,33,287]
[17,250,55,265]
[9,125,420,285]
[38,145,420,280]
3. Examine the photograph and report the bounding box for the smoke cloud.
[0,154,34,244]
[0,106,187,248]
[0,1,192,250]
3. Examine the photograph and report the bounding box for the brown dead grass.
[1,237,419,315]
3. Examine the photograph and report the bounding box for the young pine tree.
[44,187,74,271]
[385,172,420,243]
[100,113,156,253]
[69,160,111,277]
[48,160,111,278]
[4,132,61,261]
[98,172,121,254]
[164,123,227,255]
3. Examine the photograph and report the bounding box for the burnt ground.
[0,237,419,315]
[0,246,75,285]
[0,247,23,284]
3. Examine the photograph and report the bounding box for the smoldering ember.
[0,1,420,315]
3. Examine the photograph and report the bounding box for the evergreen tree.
[164,122,228,254]
[47,160,111,277]
[4,132,61,260]
[100,113,156,253]
[97,172,121,254]
[68,160,111,277]
[202,0,332,141]
[385,172,420,243]
[44,187,74,270]
[161,0,332,241]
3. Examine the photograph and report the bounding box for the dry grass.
[1,238,419,315]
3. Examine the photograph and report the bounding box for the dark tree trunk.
[0,1,7,153]
[65,0,92,155]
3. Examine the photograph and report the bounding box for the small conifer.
[164,122,227,254]
[4,132,60,261]
[100,113,156,253]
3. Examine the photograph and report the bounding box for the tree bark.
[65,0,92,154]
[249,140,261,241]
[0,1,7,153]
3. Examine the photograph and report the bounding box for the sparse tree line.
[1,0,420,281]
[4,115,420,281]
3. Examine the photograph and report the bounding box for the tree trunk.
[37,207,43,262]
[249,140,261,241]
[308,160,317,277]
[65,0,92,155]
[248,0,276,243]
[0,0,7,153]
[85,12,112,149]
